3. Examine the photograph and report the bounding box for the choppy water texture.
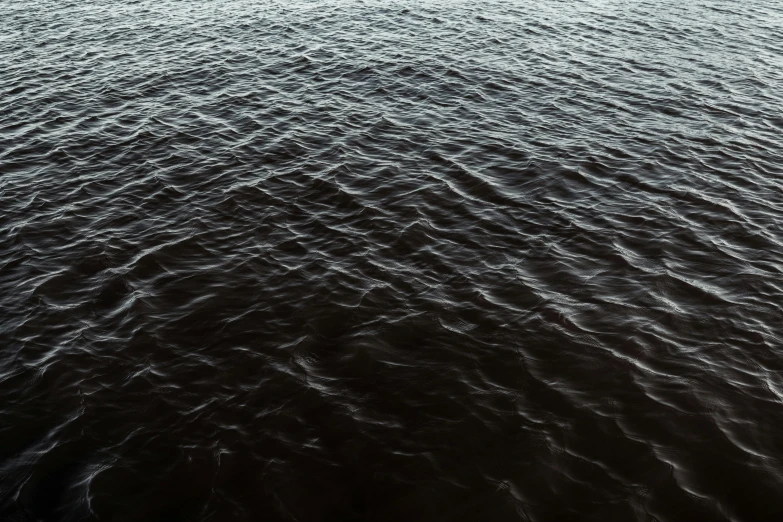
[2,1,783,520]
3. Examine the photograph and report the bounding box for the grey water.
[1,1,783,521]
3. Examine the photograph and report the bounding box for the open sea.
[2,1,783,520]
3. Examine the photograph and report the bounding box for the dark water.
[2,1,783,520]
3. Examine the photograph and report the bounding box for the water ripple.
[2,0,783,521]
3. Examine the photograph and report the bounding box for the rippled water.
[2,0,783,520]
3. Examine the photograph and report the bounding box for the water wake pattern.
[2,1,783,520]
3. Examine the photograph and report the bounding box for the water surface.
[2,1,783,521]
